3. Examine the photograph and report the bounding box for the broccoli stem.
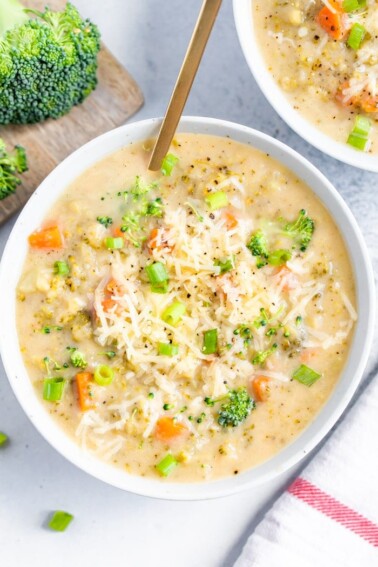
[0,0,27,37]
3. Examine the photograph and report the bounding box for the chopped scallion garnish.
[0,432,8,446]
[342,0,365,12]
[205,191,229,211]
[202,329,218,355]
[105,237,124,250]
[48,511,74,532]
[161,153,179,176]
[347,23,366,51]
[43,378,66,402]
[347,115,371,151]
[158,342,179,356]
[156,454,178,477]
[161,301,186,326]
[94,365,114,386]
[292,364,321,386]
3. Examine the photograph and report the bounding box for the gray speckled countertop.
[1,2,377,566]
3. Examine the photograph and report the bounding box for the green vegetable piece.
[0,139,28,200]
[205,191,229,211]
[146,262,169,284]
[97,216,113,228]
[0,432,8,446]
[347,23,367,50]
[104,351,116,359]
[0,2,101,125]
[268,249,292,267]
[161,154,179,176]
[156,454,178,477]
[161,301,186,326]
[42,325,63,334]
[43,378,66,402]
[282,209,315,252]
[158,343,179,356]
[347,115,371,151]
[54,261,70,276]
[292,364,321,386]
[218,388,255,428]
[202,329,218,355]
[214,256,235,274]
[342,0,365,12]
[48,511,74,532]
[69,349,87,369]
[146,198,164,217]
[163,403,174,411]
[94,365,114,386]
[105,237,124,250]
[252,343,278,366]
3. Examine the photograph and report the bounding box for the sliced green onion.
[54,261,69,276]
[205,191,229,211]
[105,237,124,250]
[48,511,74,532]
[146,262,169,284]
[43,378,66,402]
[342,0,365,11]
[215,256,235,274]
[0,432,8,446]
[156,454,178,477]
[151,281,169,294]
[94,365,114,386]
[347,115,371,151]
[161,153,179,176]
[292,364,321,387]
[158,342,179,356]
[202,329,218,355]
[347,23,366,51]
[268,249,292,267]
[161,301,186,326]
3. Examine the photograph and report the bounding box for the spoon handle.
[148,0,222,171]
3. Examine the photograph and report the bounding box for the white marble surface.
[1,1,377,566]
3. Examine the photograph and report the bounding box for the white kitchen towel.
[234,376,378,567]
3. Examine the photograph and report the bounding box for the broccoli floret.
[218,388,255,428]
[67,347,87,369]
[282,209,315,252]
[0,138,28,199]
[252,342,278,366]
[146,197,164,217]
[247,229,269,258]
[97,216,113,228]
[0,1,101,124]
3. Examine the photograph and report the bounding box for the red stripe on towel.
[288,478,378,547]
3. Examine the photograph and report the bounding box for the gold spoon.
[148,0,223,171]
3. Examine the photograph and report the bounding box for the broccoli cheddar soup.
[17,134,357,482]
[254,0,378,153]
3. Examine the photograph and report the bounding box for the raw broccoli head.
[282,209,315,252]
[218,388,255,428]
[0,138,28,199]
[0,1,101,124]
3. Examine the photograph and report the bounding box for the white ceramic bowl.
[0,117,374,500]
[233,0,378,172]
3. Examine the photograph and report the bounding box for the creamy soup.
[254,0,378,153]
[16,134,356,482]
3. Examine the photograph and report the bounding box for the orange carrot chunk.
[316,3,348,40]
[224,210,238,230]
[28,226,64,249]
[155,417,188,442]
[76,372,95,412]
[251,376,271,402]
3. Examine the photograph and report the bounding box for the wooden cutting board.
[0,0,144,225]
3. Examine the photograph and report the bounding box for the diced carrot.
[155,417,188,443]
[112,226,126,239]
[147,227,173,253]
[276,266,298,292]
[300,348,320,364]
[316,2,348,40]
[224,210,238,230]
[102,279,122,313]
[251,376,271,402]
[336,82,378,113]
[76,372,95,412]
[28,226,64,249]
